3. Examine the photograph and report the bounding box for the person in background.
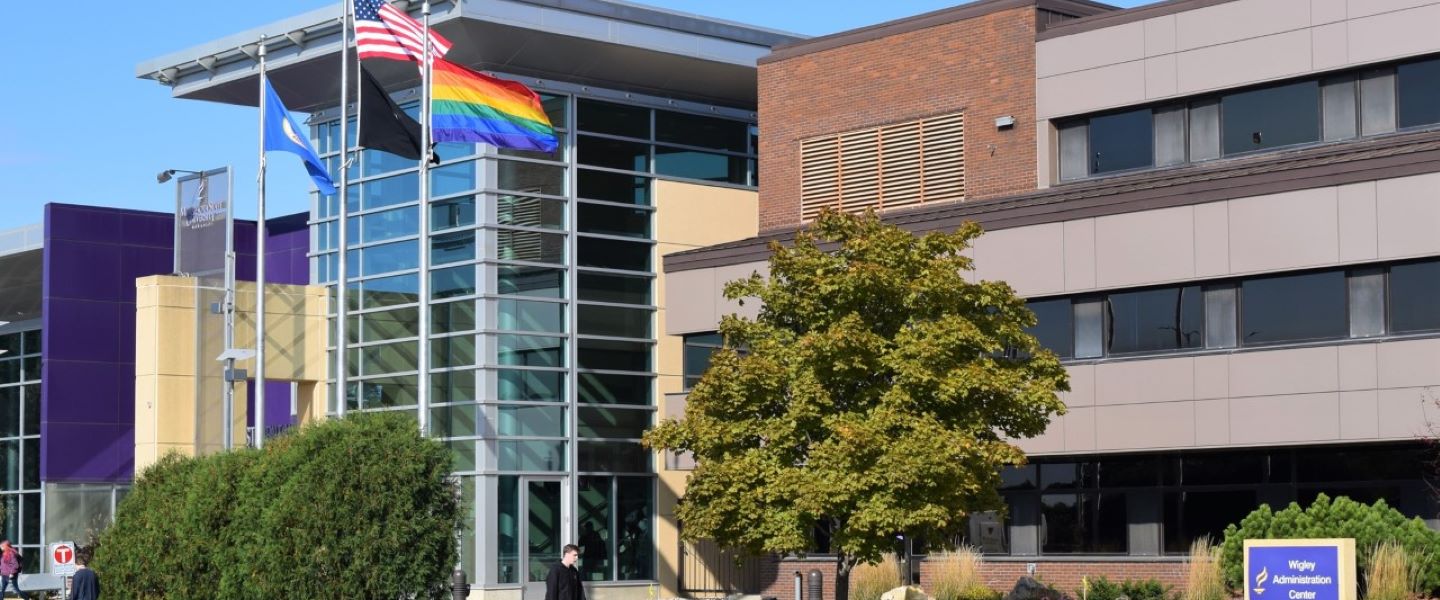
[544,544,585,600]
[68,547,99,600]
[0,540,29,600]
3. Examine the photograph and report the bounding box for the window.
[1057,54,1440,180]
[1398,57,1440,129]
[578,99,650,139]
[497,195,564,230]
[1162,490,1256,554]
[1388,260,1440,333]
[577,238,651,272]
[1222,80,1320,155]
[1240,271,1347,345]
[683,333,724,389]
[1026,299,1073,358]
[578,203,651,239]
[578,373,652,406]
[1105,286,1204,354]
[578,272,651,305]
[577,476,655,581]
[1039,493,1127,554]
[577,305,652,339]
[1088,108,1153,174]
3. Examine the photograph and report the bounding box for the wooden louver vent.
[799,112,965,221]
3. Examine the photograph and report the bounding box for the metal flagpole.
[255,37,269,449]
[223,165,237,449]
[416,1,433,437]
[336,0,352,418]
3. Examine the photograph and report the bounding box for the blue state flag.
[262,77,337,195]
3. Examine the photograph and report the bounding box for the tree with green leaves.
[644,210,1069,600]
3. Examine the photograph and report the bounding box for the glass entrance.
[523,477,569,600]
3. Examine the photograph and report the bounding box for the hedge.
[1219,494,1440,593]
[93,412,463,599]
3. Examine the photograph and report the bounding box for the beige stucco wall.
[1035,0,1440,120]
[971,172,1440,298]
[652,180,758,598]
[134,275,330,472]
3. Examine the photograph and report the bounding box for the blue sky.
[0,0,1148,230]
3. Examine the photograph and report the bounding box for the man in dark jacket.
[68,548,99,600]
[544,544,585,600]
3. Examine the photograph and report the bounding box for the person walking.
[67,548,99,600]
[544,544,585,600]
[0,540,29,600]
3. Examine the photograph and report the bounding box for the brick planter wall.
[755,557,1189,600]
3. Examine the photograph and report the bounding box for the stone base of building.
[755,556,1189,600]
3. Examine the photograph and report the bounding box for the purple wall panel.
[41,203,310,483]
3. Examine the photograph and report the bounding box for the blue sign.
[1245,540,1355,600]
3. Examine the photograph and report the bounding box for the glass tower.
[309,81,755,589]
[0,328,41,572]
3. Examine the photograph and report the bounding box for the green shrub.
[959,585,1003,600]
[95,413,463,599]
[1219,494,1440,593]
[1078,576,1172,600]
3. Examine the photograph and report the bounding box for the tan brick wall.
[756,557,1190,600]
[757,6,1040,232]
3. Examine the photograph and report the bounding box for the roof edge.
[759,0,1116,65]
[1036,0,1239,41]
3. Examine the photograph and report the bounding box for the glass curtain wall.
[0,329,41,572]
[310,85,755,588]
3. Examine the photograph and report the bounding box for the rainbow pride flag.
[431,58,558,152]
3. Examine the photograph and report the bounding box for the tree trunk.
[835,553,850,600]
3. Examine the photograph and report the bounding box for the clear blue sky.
[0,0,1148,230]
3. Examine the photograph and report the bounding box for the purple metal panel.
[41,203,310,484]
[246,379,298,433]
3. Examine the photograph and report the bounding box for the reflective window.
[1025,299,1072,358]
[432,335,476,368]
[578,441,650,473]
[654,147,748,184]
[577,272,651,305]
[578,339,651,372]
[576,476,655,580]
[682,332,723,390]
[362,171,419,210]
[497,230,565,265]
[1241,271,1347,345]
[498,369,566,402]
[578,203,651,239]
[614,476,655,579]
[359,206,418,243]
[578,373,652,406]
[498,440,566,471]
[432,265,476,300]
[352,341,419,376]
[578,407,651,439]
[578,170,650,205]
[540,93,569,130]
[1088,108,1153,174]
[431,161,477,196]
[1040,493,1127,554]
[577,237,651,272]
[363,146,416,177]
[1222,80,1320,155]
[497,335,565,367]
[578,476,614,581]
[578,99,650,139]
[431,369,477,404]
[431,403,479,438]
[1162,490,1256,554]
[498,266,565,298]
[497,160,565,197]
[432,196,475,231]
[498,195,565,230]
[360,273,419,308]
[1398,57,1440,129]
[1106,286,1204,354]
[432,300,477,334]
[578,136,650,172]
[498,299,566,333]
[577,305,652,339]
[1389,260,1440,333]
[361,240,419,276]
[357,307,420,342]
[656,111,749,152]
[498,405,567,437]
[431,231,475,265]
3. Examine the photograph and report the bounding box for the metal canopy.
[137,0,803,112]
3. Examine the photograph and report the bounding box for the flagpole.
[255,36,269,449]
[416,0,433,437]
[336,0,352,419]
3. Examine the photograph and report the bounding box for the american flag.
[353,0,453,63]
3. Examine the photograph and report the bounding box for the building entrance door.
[523,476,570,600]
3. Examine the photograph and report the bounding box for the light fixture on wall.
[995,115,1016,130]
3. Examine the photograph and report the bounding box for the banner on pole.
[173,167,233,276]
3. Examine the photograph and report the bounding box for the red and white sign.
[49,541,76,576]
